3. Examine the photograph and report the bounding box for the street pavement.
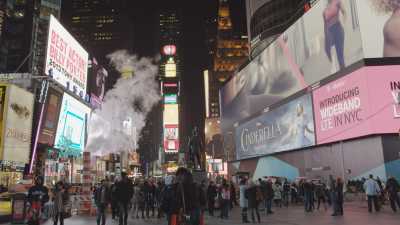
[37,201,399,225]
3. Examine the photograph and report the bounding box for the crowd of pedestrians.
[91,172,400,225]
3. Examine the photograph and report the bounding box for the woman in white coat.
[239,178,249,223]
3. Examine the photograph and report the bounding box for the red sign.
[164,124,179,153]
[163,45,176,56]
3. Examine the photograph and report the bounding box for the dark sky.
[129,0,246,136]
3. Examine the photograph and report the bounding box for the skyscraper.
[0,0,35,73]
[61,0,132,65]
[0,0,62,81]
[207,0,248,118]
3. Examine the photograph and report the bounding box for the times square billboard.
[221,0,400,136]
[45,15,88,99]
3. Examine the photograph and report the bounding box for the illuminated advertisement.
[54,93,91,157]
[163,104,179,153]
[313,65,400,145]
[0,85,34,163]
[165,58,177,77]
[221,0,363,132]
[355,0,400,58]
[235,94,315,160]
[38,87,62,146]
[164,124,179,153]
[163,45,176,56]
[89,58,108,108]
[164,94,177,104]
[45,15,88,98]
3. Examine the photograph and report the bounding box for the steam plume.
[86,50,160,156]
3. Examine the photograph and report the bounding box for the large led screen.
[235,94,315,160]
[38,88,62,146]
[355,0,400,58]
[45,15,88,99]
[54,93,91,156]
[313,65,400,145]
[164,124,179,153]
[0,85,34,163]
[221,0,363,132]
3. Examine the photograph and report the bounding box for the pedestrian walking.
[239,178,249,223]
[144,180,156,218]
[94,180,111,225]
[282,179,290,207]
[363,174,381,213]
[230,181,238,208]
[264,179,274,214]
[175,167,206,225]
[220,181,231,219]
[246,181,261,223]
[303,180,313,212]
[52,181,69,225]
[206,181,217,216]
[273,181,283,208]
[27,176,49,225]
[315,180,327,210]
[385,176,400,212]
[110,182,119,220]
[115,172,133,225]
[161,175,179,225]
[335,177,344,216]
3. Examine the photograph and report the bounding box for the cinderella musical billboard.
[235,94,316,160]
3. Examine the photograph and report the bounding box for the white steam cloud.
[86,50,160,156]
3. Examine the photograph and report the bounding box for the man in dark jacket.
[28,176,49,225]
[115,172,133,225]
[265,179,274,214]
[386,176,400,212]
[94,180,111,225]
[110,182,119,220]
[161,175,179,225]
[207,181,217,216]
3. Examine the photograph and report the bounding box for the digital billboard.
[54,93,91,157]
[164,124,179,153]
[313,65,400,145]
[89,57,108,106]
[164,94,177,104]
[163,104,179,153]
[221,0,363,133]
[0,85,34,163]
[38,87,62,146]
[45,15,88,99]
[355,0,400,58]
[235,94,315,160]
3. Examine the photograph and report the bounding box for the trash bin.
[11,193,28,224]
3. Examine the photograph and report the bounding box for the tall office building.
[207,0,248,118]
[61,0,131,65]
[158,6,182,173]
[0,0,61,79]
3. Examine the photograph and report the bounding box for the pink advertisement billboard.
[313,65,400,144]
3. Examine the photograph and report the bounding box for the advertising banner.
[313,65,400,144]
[38,88,62,146]
[235,94,315,160]
[45,15,88,99]
[221,0,363,133]
[164,124,179,153]
[89,57,108,105]
[2,85,34,163]
[54,93,91,157]
[355,0,400,58]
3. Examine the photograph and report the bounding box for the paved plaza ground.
[34,201,400,225]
